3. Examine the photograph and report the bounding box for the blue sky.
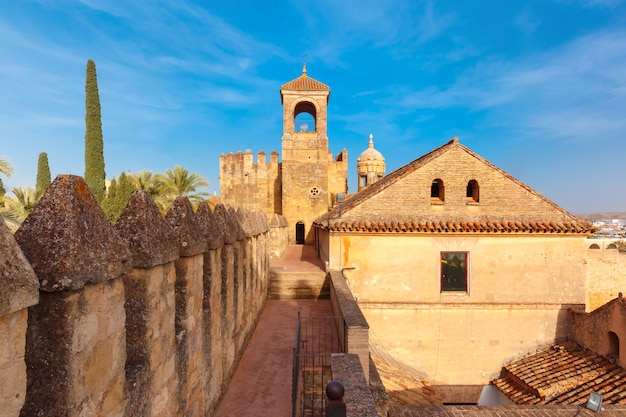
[1,0,625,214]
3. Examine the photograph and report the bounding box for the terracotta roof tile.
[493,342,626,405]
[281,65,330,92]
[317,216,594,234]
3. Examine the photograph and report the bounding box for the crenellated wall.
[0,174,280,417]
[219,149,281,220]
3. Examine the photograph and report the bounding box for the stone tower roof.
[280,64,330,103]
[357,134,385,165]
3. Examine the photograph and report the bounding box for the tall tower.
[356,134,386,191]
[280,65,348,244]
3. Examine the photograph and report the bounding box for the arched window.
[431,179,444,203]
[589,244,601,249]
[294,101,316,132]
[466,180,479,203]
[608,331,620,357]
[607,243,618,250]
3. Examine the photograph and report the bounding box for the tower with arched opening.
[219,65,348,245]
[280,64,348,244]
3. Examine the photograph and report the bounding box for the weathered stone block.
[115,190,179,268]
[0,219,38,316]
[15,175,130,292]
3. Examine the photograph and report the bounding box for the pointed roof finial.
[368,133,374,148]
[302,53,307,76]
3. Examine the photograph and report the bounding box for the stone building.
[220,65,348,244]
[313,137,596,403]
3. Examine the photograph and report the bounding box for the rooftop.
[493,342,626,405]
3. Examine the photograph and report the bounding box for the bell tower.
[280,65,347,244]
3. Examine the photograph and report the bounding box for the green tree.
[0,187,38,232]
[155,165,210,209]
[36,152,51,199]
[84,59,106,203]
[102,178,118,222]
[129,169,163,197]
[102,172,138,223]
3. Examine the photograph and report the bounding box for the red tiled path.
[214,246,331,417]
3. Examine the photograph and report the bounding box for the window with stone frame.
[431,179,445,203]
[466,179,479,203]
[441,252,468,292]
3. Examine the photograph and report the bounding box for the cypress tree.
[35,152,51,199]
[84,59,106,203]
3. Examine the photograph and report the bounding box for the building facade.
[314,137,595,403]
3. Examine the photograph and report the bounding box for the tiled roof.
[281,65,330,92]
[493,342,626,405]
[318,216,594,234]
[389,404,626,417]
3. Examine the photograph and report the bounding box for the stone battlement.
[220,149,282,218]
[0,174,288,417]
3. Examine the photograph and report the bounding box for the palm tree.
[129,170,163,196]
[0,156,14,177]
[155,165,210,207]
[1,186,38,232]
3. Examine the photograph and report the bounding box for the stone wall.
[269,213,289,259]
[585,248,626,311]
[0,218,38,417]
[0,175,271,417]
[219,149,281,220]
[571,295,626,369]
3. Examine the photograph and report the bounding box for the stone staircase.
[268,267,329,299]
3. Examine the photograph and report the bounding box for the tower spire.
[302,53,307,76]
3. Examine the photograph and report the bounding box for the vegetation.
[102,172,136,223]
[84,59,106,203]
[154,165,210,207]
[0,156,13,178]
[1,187,38,232]
[101,166,210,222]
[36,152,51,199]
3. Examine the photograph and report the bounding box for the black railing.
[292,314,343,417]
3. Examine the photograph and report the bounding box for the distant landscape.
[576,212,626,221]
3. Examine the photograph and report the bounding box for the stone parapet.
[330,353,379,417]
[329,271,370,382]
[0,175,271,417]
[0,221,37,416]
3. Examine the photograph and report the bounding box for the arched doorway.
[295,222,305,245]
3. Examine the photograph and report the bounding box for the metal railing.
[292,313,343,417]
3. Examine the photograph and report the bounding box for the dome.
[357,134,385,163]
[357,134,386,191]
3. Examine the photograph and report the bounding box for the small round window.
[310,187,320,197]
